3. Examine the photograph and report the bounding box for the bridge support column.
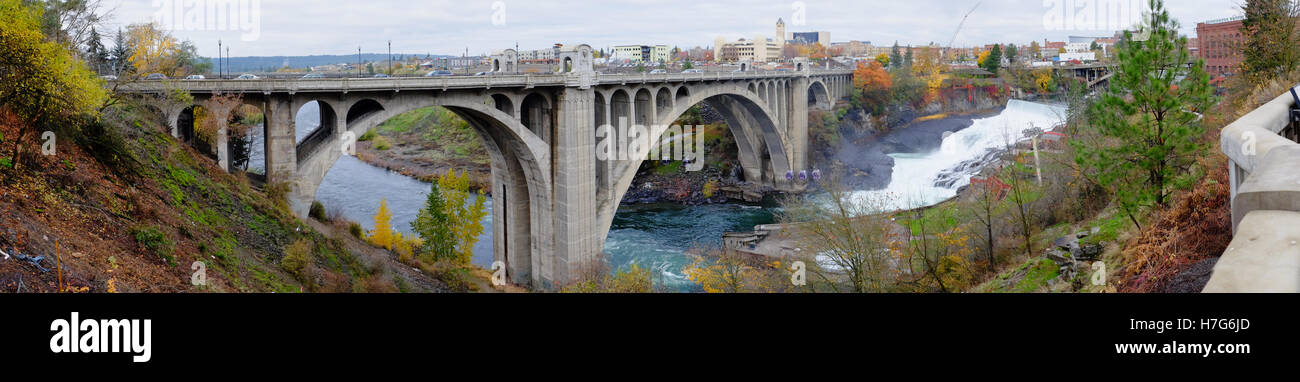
[164,105,184,139]
[551,87,600,282]
[790,77,810,176]
[262,94,301,212]
[215,117,229,172]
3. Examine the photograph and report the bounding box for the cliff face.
[809,87,1010,190]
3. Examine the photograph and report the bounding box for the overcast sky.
[102,0,1242,58]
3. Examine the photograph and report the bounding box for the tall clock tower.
[776,18,786,46]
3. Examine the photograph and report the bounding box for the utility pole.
[388,40,392,75]
[218,40,222,78]
[358,46,362,78]
[226,46,230,77]
[1031,123,1042,186]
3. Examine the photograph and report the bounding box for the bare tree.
[779,169,900,293]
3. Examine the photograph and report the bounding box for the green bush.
[309,201,327,221]
[348,222,363,239]
[281,238,314,284]
[357,129,377,142]
[130,225,176,266]
[371,135,391,151]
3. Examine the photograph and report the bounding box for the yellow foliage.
[1033,69,1055,92]
[0,0,107,129]
[438,170,488,265]
[126,23,181,77]
[368,199,395,251]
[702,180,719,198]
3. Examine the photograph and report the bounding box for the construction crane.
[947,2,982,50]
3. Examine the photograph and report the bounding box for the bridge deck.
[113,70,853,94]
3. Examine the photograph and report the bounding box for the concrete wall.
[1209,91,1300,292]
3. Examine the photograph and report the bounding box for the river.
[260,100,1063,292]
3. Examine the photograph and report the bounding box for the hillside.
[0,101,453,293]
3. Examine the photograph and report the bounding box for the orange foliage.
[1116,156,1232,293]
[853,61,892,91]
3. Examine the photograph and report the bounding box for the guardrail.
[1206,90,1300,292]
[111,69,853,94]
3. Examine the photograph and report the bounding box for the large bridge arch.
[593,83,793,247]
[290,92,554,285]
[808,80,832,110]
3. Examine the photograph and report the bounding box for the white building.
[611,45,671,64]
[713,19,785,63]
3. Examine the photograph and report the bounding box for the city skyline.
[103,0,1240,58]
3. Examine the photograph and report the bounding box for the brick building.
[1197,16,1244,77]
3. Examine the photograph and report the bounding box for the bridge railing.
[1205,90,1300,292]
[111,69,853,94]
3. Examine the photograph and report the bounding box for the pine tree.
[903,46,913,69]
[1075,0,1215,227]
[412,180,455,262]
[1004,44,1018,67]
[890,41,903,70]
[109,28,130,75]
[983,44,1002,73]
[85,27,106,74]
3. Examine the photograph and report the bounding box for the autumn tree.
[1239,0,1300,84]
[1075,0,1214,227]
[892,201,974,293]
[369,199,396,251]
[911,46,947,98]
[875,53,890,68]
[684,249,796,293]
[412,171,488,265]
[0,0,106,170]
[852,61,893,114]
[123,22,210,78]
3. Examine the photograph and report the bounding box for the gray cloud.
[103,0,1241,57]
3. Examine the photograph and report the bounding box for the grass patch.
[1012,258,1060,293]
[654,161,683,176]
[130,225,176,267]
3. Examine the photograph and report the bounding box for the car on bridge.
[101,75,118,81]
[682,69,704,74]
[424,70,452,77]
[649,69,667,74]
[373,73,391,78]
[302,73,325,79]
[236,74,259,80]
[144,73,167,80]
[184,75,205,80]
